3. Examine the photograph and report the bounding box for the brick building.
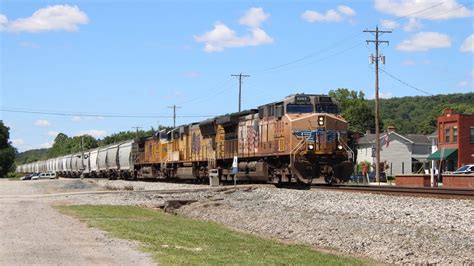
[427,109,474,171]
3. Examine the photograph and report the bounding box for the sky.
[1,0,473,152]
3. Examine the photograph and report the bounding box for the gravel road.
[0,179,153,266]
[2,178,472,265]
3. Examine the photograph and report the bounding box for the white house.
[356,127,432,176]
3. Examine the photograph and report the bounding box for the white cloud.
[380,91,393,99]
[34,119,50,127]
[337,5,357,16]
[460,35,474,53]
[301,6,356,23]
[12,139,25,146]
[401,59,416,66]
[403,18,422,32]
[19,41,39,48]
[380,19,400,29]
[375,0,473,20]
[47,131,59,137]
[38,141,54,149]
[71,116,82,122]
[77,129,106,138]
[397,32,451,52]
[184,71,201,78]
[370,91,393,99]
[302,10,342,23]
[456,80,472,88]
[0,5,88,33]
[238,7,269,28]
[195,13,273,53]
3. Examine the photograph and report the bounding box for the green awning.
[427,148,457,160]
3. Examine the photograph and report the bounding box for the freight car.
[16,93,354,184]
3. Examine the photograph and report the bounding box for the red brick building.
[428,109,474,170]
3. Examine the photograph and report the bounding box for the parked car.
[29,173,41,180]
[31,172,57,180]
[20,174,34,180]
[452,164,474,174]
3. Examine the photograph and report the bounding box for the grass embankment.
[57,205,366,265]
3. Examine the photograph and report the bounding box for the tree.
[48,133,99,157]
[329,88,379,133]
[0,121,16,178]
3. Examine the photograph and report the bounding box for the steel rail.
[311,184,474,198]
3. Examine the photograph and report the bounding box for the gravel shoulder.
[0,179,153,266]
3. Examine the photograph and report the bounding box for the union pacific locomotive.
[16,94,354,184]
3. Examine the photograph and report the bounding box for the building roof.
[405,134,431,144]
[358,132,431,145]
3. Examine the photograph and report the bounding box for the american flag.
[247,125,258,151]
[384,131,389,147]
[191,133,200,153]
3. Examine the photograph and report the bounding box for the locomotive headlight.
[318,116,325,126]
[337,145,343,150]
[308,144,315,150]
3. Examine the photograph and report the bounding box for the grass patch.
[56,205,366,265]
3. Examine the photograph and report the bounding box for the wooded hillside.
[373,92,474,134]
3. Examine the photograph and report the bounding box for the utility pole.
[231,73,250,112]
[364,26,391,184]
[80,136,84,173]
[131,126,142,138]
[167,104,181,128]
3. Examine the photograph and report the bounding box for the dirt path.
[0,179,153,265]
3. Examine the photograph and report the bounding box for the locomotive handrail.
[290,136,309,167]
[337,132,354,162]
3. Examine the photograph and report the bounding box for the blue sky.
[1,0,473,151]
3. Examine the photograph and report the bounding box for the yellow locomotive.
[137,94,354,184]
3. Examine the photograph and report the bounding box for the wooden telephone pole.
[364,26,391,184]
[167,104,181,128]
[231,73,250,112]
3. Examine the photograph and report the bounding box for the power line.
[251,32,363,74]
[178,77,233,105]
[265,41,365,74]
[0,107,216,118]
[379,68,434,96]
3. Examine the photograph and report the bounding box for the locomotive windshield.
[316,104,339,114]
[286,104,313,113]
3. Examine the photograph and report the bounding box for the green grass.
[56,205,367,265]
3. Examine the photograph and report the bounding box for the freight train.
[16,94,354,185]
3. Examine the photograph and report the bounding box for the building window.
[453,127,458,144]
[471,127,474,143]
[445,127,451,143]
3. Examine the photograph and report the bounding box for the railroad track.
[311,184,474,199]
